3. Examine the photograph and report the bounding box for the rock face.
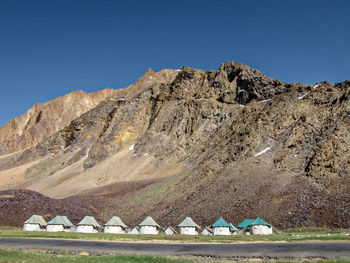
[0,89,117,155]
[0,62,349,229]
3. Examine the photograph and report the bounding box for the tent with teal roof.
[211,217,231,227]
[229,223,238,232]
[211,217,235,235]
[238,217,272,235]
[237,219,255,230]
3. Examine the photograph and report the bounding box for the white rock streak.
[129,144,134,151]
[298,94,308,100]
[313,84,321,89]
[257,99,271,104]
[254,147,272,157]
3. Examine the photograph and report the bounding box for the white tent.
[249,217,273,235]
[178,217,200,235]
[23,215,47,231]
[47,215,74,232]
[139,216,162,235]
[129,226,140,235]
[237,217,273,235]
[211,217,238,236]
[104,216,128,234]
[201,226,213,236]
[76,216,101,233]
[165,226,177,235]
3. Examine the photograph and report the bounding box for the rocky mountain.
[0,62,349,229]
[0,89,117,155]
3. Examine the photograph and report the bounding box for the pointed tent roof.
[202,226,213,234]
[130,226,140,233]
[229,223,238,231]
[237,219,255,229]
[211,217,231,228]
[139,216,161,228]
[47,215,73,227]
[178,217,200,229]
[104,216,128,228]
[24,215,47,227]
[78,216,101,228]
[249,217,272,227]
[165,226,178,234]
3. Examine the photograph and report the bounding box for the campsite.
[21,214,273,237]
[1,225,350,243]
[1,0,350,261]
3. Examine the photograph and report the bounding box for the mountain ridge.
[0,89,117,155]
[0,62,349,229]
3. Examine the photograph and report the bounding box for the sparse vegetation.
[0,248,193,263]
[25,156,57,178]
[0,248,350,263]
[1,226,349,243]
[131,172,187,206]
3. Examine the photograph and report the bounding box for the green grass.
[273,261,350,263]
[0,248,193,263]
[1,226,349,243]
[1,249,350,263]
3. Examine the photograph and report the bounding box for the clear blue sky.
[0,0,349,126]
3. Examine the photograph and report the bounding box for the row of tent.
[23,215,273,235]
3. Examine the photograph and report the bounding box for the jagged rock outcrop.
[0,62,349,229]
[0,89,117,155]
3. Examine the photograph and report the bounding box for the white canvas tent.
[201,226,213,236]
[237,217,273,235]
[211,217,234,236]
[47,215,74,232]
[104,216,128,234]
[249,217,273,235]
[165,226,177,235]
[178,217,200,235]
[139,216,162,235]
[76,216,101,233]
[23,215,47,231]
[129,226,140,235]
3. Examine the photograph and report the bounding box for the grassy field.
[0,248,350,263]
[0,248,193,263]
[0,226,349,243]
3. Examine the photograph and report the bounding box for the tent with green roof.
[238,217,273,235]
[211,217,233,235]
[47,215,74,232]
[249,217,272,227]
[212,217,231,227]
[178,217,200,235]
[229,223,238,232]
[104,216,128,234]
[237,219,255,230]
[76,216,101,233]
[23,215,47,231]
[249,217,273,235]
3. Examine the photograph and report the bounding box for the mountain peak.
[145,67,155,75]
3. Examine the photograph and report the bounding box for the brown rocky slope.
[0,89,117,155]
[0,62,349,229]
